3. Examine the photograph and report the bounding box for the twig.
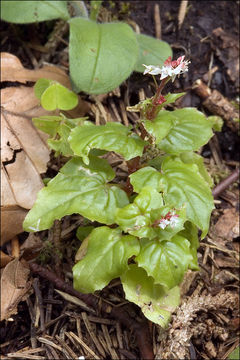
[154,4,161,39]
[178,1,188,29]
[212,168,239,198]
[29,263,154,359]
[33,278,45,333]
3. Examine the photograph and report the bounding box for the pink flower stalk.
[155,95,167,105]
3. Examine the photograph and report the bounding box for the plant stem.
[90,0,102,21]
[146,76,170,120]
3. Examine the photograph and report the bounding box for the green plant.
[23,56,216,327]
[1,0,172,94]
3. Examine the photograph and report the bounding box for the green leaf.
[48,123,74,157]
[32,115,63,137]
[228,346,240,360]
[73,227,140,293]
[143,111,175,143]
[152,108,213,154]
[121,264,180,327]
[134,33,172,73]
[76,226,94,242]
[116,187,186,240]
[163,92,186,106]
[69,18,139,94]
[115,187,164,239]
[207,116,223,132]
[23,156,129,232]
[41,83,78,111]
[179,221,199,270]
[130,166,162,193]
[180,152,213,187]
[34,78,52,100]
[1,1,69,23]
[136,236,193,289]
[159,156,214,237]
[130,157,214,237]
[69,122,145,165]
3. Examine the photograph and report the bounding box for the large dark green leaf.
[73,227,140,293]
[136,236,193,289]
[121,264,180,327]
[69,122,145,165]
[69,18,139,94]
[23,156,129,232]
[134,33,172,73]
[1,1,69,23]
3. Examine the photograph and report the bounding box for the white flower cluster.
[143,55,190,81]
[157,211,180,230]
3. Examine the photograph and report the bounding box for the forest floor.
[1,1,239,359]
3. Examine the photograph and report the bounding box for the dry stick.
[33,278,46,333]
[29,263,154,360]
[212,168,239,198]
[154,3,161,39]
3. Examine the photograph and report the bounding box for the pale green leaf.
[115,187,163,239]
[179,221,199,270]
[48,123,74,156]
[32,115,63,137]
[121,264,180,327]
[134,33,172,73]
[23,156,129,232]
[180,152,213,187]
[34,78,51,99]
[69,122,145,165]
[130,166,162,193]
[155,108,213,154]
[1,1,69,23]
[69,18,139,94]
[41,83,78,111]
[73,227,140,293]
[143,111,175,143]
[116,188,186,240]
[159,156,214,237]
[136,236,193,289]
[130,158,214,237]
[163,92,186,106]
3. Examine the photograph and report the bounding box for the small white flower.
[158,218,170,229]
[169,215,179,228]
[142,64,161,75]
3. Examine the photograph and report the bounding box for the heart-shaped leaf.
[130,166,162,193]
[41,83,78,111]
[1,1,69,23]
[23,156,129,232]
[121,264,180,327]
[69,18,139,94]
[73,227,140,293]
[136,236,193,289]
[155,108,213,154]
[134,33,172,73]
[69,122,145,165]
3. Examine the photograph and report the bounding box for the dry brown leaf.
[0,258,32,321]
[0,250,13,268]
[1,86,51,244]
[1,52,71,88]
[1,53,89,245]
[214,208,239,240]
